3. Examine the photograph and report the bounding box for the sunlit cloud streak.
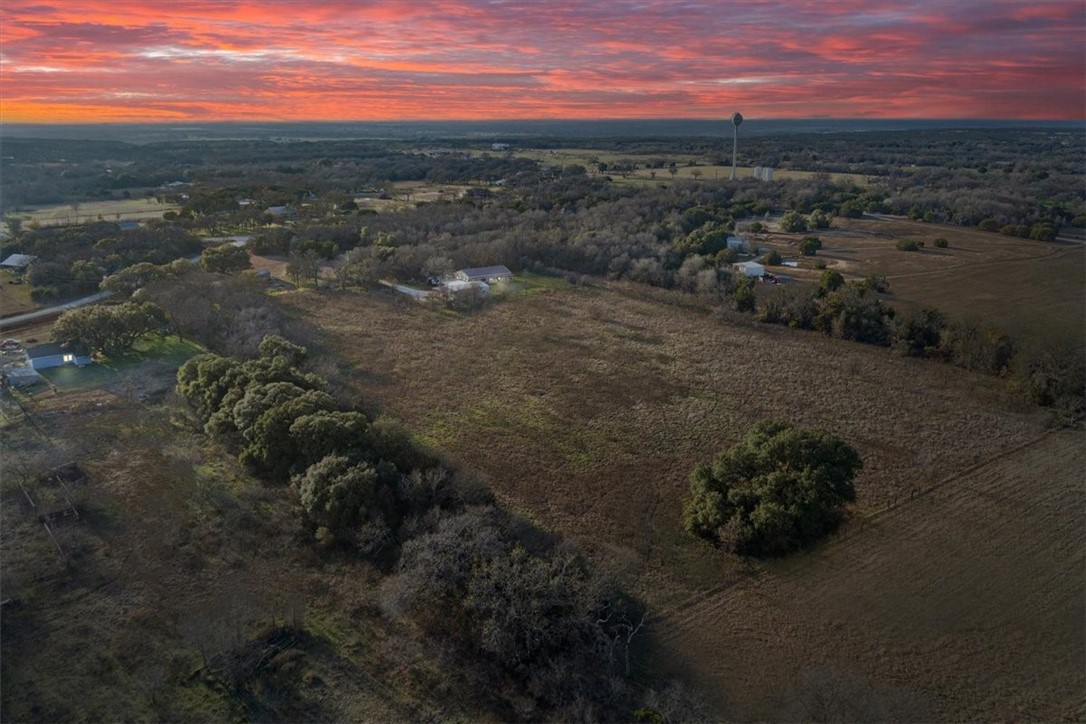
[1,0,1082,122]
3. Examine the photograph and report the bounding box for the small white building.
[454,265,513,283]
[734,261,765,278]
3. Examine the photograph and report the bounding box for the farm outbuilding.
[454,265,513,283]
[726,236,748,252]
[0,254,37,270]
[26,342,92,371]
[734,261,766,278]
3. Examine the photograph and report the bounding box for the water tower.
[729,112,743,180]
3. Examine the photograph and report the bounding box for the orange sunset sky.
[1,0,1083,123]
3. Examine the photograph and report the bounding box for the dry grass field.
[9,198,179,227]
[0,270,36,316]
[283,280,1081,718]
[353,182,472,212]
[485,147,868,185]
[654,429,1084,721]
[761,217,1085,348]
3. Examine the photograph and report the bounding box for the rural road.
[0,290,115,331]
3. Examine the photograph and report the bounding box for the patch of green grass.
[38,337,205,392]
[492,272,572,298]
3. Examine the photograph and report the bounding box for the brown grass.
[281,281,1082,719]
[0,270,36,317]
[763,217,1085,348]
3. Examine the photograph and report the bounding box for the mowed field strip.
[284,280,1076,718]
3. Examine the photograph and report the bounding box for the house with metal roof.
[26,342,92,370]
[453,265,513,283]
[0,253,37,270]
[734,260,766,278]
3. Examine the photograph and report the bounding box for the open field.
[354,182,473,212]
[654,429,1084,721]
[7,198,179,227]
[759,217,1085,348]
[282,280,1080,718]
[477,147,869,185]
[0,270,36,317]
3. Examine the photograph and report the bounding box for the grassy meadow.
[9,198,179,228]
[282,280,1083,718]
[757,217,1085,348]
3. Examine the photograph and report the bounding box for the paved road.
[0,290,115,331]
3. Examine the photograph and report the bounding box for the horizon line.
[3,117,1082,126]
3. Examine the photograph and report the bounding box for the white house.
[734,261,765,278]
[454,265,513,283]
[26,342,92,370]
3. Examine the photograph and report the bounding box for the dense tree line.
[0,222,201,302]
[175,335,652,720]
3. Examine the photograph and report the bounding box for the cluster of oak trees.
[683,421,863,556]
[175,335,654,720]
[0,222,202,302]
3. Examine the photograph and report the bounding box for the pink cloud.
[1,0,1082,122]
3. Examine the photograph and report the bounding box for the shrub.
[683,421,861,556]
[779,211,808,233]
[1029,223,1056,241]
[856,274,889,293]
[891,307,946,358]
[294,454,378,539]
[933,237,949,248]
[815,286,895,346]
[940,320,1015,375]
[763,249,782,266]
[978,218,999,232]
[895,239,920,252]
[819,269,844,295]
[732,275,756,313]
[1011,343,1085,420]
[798,236,822,256]
[199,243,252,274]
